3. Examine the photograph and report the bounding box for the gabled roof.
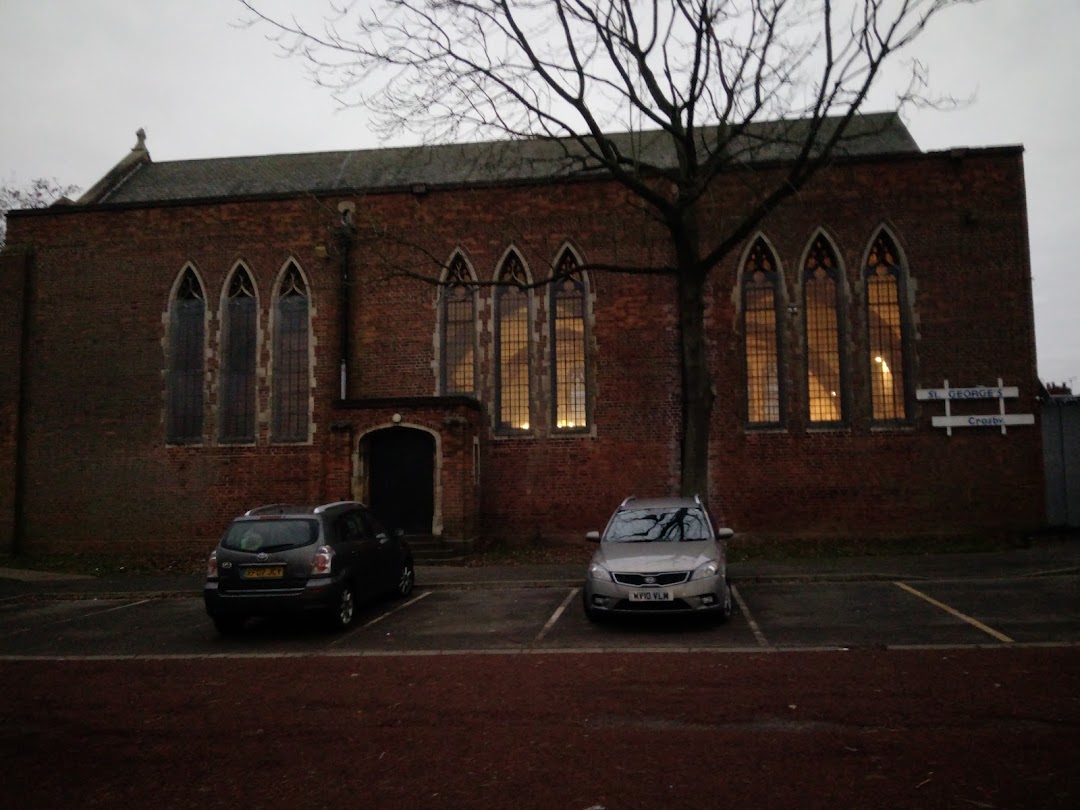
[80,112,919,206]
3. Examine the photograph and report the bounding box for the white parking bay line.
[894,581,1014,644]
[731,585,769,647]
[535,588,579,642]
[330,591,432,646]
[0,598,154,638]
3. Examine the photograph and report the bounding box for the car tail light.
[206,550,218,580]
[311,545,335,577]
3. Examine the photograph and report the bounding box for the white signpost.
[915,378,1033,436]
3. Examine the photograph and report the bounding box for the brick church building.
[0,114,1044,557]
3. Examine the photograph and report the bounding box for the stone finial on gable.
[76,128,153,204]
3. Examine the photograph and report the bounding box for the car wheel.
[395,557,415,599]
[327,583,356,631]
[212,615,246,635]
[715,579,733,625]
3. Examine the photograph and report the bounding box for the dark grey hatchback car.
[203,501,415,634]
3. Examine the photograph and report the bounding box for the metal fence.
[1043,396,1080,527]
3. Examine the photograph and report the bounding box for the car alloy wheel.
[396,560,415,598]
[717,580,733,624]
[330,585,356,630]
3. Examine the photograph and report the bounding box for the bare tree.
[239,0,975,497]
[0,177,79,251]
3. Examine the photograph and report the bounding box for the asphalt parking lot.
[1,567,1077,658]
[4,545,1078,810]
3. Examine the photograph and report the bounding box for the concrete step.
[406,535,470,565]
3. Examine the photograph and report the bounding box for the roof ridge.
[79,112,921,206]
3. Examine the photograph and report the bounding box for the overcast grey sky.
[2,0,1076,388]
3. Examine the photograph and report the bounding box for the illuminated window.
[272,262,309,442]
[220,265,257,442]
[865,230,909,421]
[495,251,532,432]
[803,234,845,423]
[550,249,589,431]
[440,254,477,396]
[742,238,783,425]
[166,266,205,443]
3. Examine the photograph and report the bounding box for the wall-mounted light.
[392,413,402,424]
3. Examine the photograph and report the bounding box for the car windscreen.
[604,507,712,543]
[221,519,319,552]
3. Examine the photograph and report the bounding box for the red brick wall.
[0,146,1044,554]
[0,250,29,552]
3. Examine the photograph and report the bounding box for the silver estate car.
[583,495,734,622]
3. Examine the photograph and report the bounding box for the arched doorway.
[366,426,436,535]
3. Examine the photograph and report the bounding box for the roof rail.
[244,504,300,516]
[313,500,364,514]
[618,495,637,508]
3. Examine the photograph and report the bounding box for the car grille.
[611,571,690,587]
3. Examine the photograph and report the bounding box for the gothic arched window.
[865,230,911,422]
[803,234,846,424]
[550,249,589,431]
[166,266,205,443]
[272,261,310,442]
[440,254,477,396]
[220,264,257,442]
[742,238,783,425]
[494,251,532,433]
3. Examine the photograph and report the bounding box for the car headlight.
[691,561,720,580]
[588,562,612,582]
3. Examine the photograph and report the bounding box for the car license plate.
[629,589,673,602]
[242,566,284,579]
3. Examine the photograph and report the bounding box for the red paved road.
[2,648,1077,809]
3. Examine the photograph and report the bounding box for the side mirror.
[716,528,734,540]
[585,531,601,543]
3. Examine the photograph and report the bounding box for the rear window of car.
[604,507,713,543]
[221,519,319,552]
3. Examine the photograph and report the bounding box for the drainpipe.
[337,203,356,400]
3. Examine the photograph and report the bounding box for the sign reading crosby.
[918,378,1033,435]
[932,414,1035,428]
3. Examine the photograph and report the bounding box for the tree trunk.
[674,235,714,501]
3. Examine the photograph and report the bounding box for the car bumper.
[203,575,343,618]
[584,574,729,614]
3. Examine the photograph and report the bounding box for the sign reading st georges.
[916,387,1018,401]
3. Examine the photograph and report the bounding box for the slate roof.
[84,112,919,206]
